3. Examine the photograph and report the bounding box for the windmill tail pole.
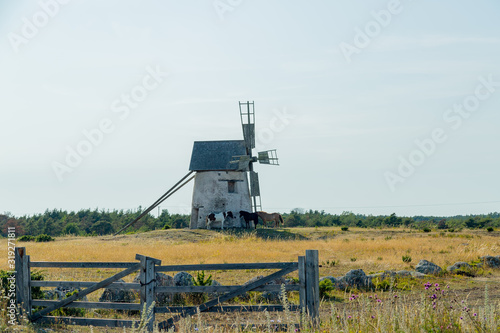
[113,171,195,236]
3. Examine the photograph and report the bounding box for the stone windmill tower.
[188,101,279,229]
[113,101,278,235]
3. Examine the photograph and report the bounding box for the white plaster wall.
[190,171,251,229]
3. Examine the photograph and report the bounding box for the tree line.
[1,209,499,237]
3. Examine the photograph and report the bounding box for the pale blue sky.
[1,0,499,217]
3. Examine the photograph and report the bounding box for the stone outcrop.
[99,279,136,303]
[415,260,442,275]
[447,262,472,272]
[335,269,373,290]
[480,256,500,268]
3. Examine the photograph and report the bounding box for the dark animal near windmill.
[239,210,259,229]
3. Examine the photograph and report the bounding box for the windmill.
[114,101,278,234]
[231,101,279,212]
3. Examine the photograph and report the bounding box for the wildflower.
[371,315,375,319]
[473,313,477,316]
[460,317,463,320]
[348,315,352,319]
[435,283,439,287]
[377,299,382,303]
[394,295,398,298]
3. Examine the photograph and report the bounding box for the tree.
[63,223,80,235]
[90,221,114,235]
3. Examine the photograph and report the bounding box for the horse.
[239,210,259,229]
[256,211,284,228]
[206,211,234,230]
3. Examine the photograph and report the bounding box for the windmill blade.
[230,155,252,171]
[249,171,260,197]
[257,149,279,165]
[239,101,255,151]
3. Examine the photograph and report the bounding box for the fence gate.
[15,247,319,331]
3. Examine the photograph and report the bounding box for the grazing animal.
[239,210,260,229]
[206,211,235,230]
[257,211,284,228]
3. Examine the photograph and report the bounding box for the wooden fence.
[15,247,319,331]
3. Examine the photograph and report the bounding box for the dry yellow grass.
[2,227,499,284]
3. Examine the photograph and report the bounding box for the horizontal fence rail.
[15,247,319,332]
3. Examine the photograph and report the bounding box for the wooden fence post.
[22,254,31,318]
[137,255,161,332]
[298,256,306,312]
[305,250,319,326]
[14,247,31,318]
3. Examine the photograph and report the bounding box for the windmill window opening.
[228,181,236,193]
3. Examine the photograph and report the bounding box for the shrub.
[319,279,333,298]
[18,235,35,242]
[35,234,54,242]
[447,228,455,232]
[341,227,349,231]
[422,228,431,233]
[350,257,357,262]
[50,290,86,317]
[486,227,494,232]
[402,255,412,263]
[162,224,171,230]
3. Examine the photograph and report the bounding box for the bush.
[402,255,412,263]
[319,279,333,298]
[422,228,431,233]
[0,269,45,300]
[35,234,54,242]
[18,235,35,242]
[486,227,494,232]
[162,224,171,230]
[341,226,349,231]
[49,290,86,317]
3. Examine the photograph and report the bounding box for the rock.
[415,260,442,275]
[480,256,500,268]
[410,271,427,278]
[99,279,136,303]
[132,272,174,305]
[447,262,472,272]
[395,270,413,277]
[45,286,87,301]
[174,272,194,286]
[335,269,373,290]
[320,276,336,284]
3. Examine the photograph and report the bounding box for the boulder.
[320,276,336,284]
[410,271,427,278]
[99,279,136,303]
[133,272,174,305]
[415,260,442,275]
[447,262,472,272]
[174,272,194,286]
[480,256,500,268]
[44,286,87,301]
[335,269,373,290]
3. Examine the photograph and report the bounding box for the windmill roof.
[189,140,247,171]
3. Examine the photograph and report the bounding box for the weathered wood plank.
[32,300,141,310]
[298,256,306,312]
[31,263,141,321]
[37,316,136,328]
[14,248,25,308]
[155,304,300,313]
[158,264,298,330]
[22,255,31,317]
[156,262,297,272]
[30,262,137,268]
[31,281,140,290]
[155,284,300,293]
[305,250,319,326]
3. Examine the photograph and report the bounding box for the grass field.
[1,227,499,332]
